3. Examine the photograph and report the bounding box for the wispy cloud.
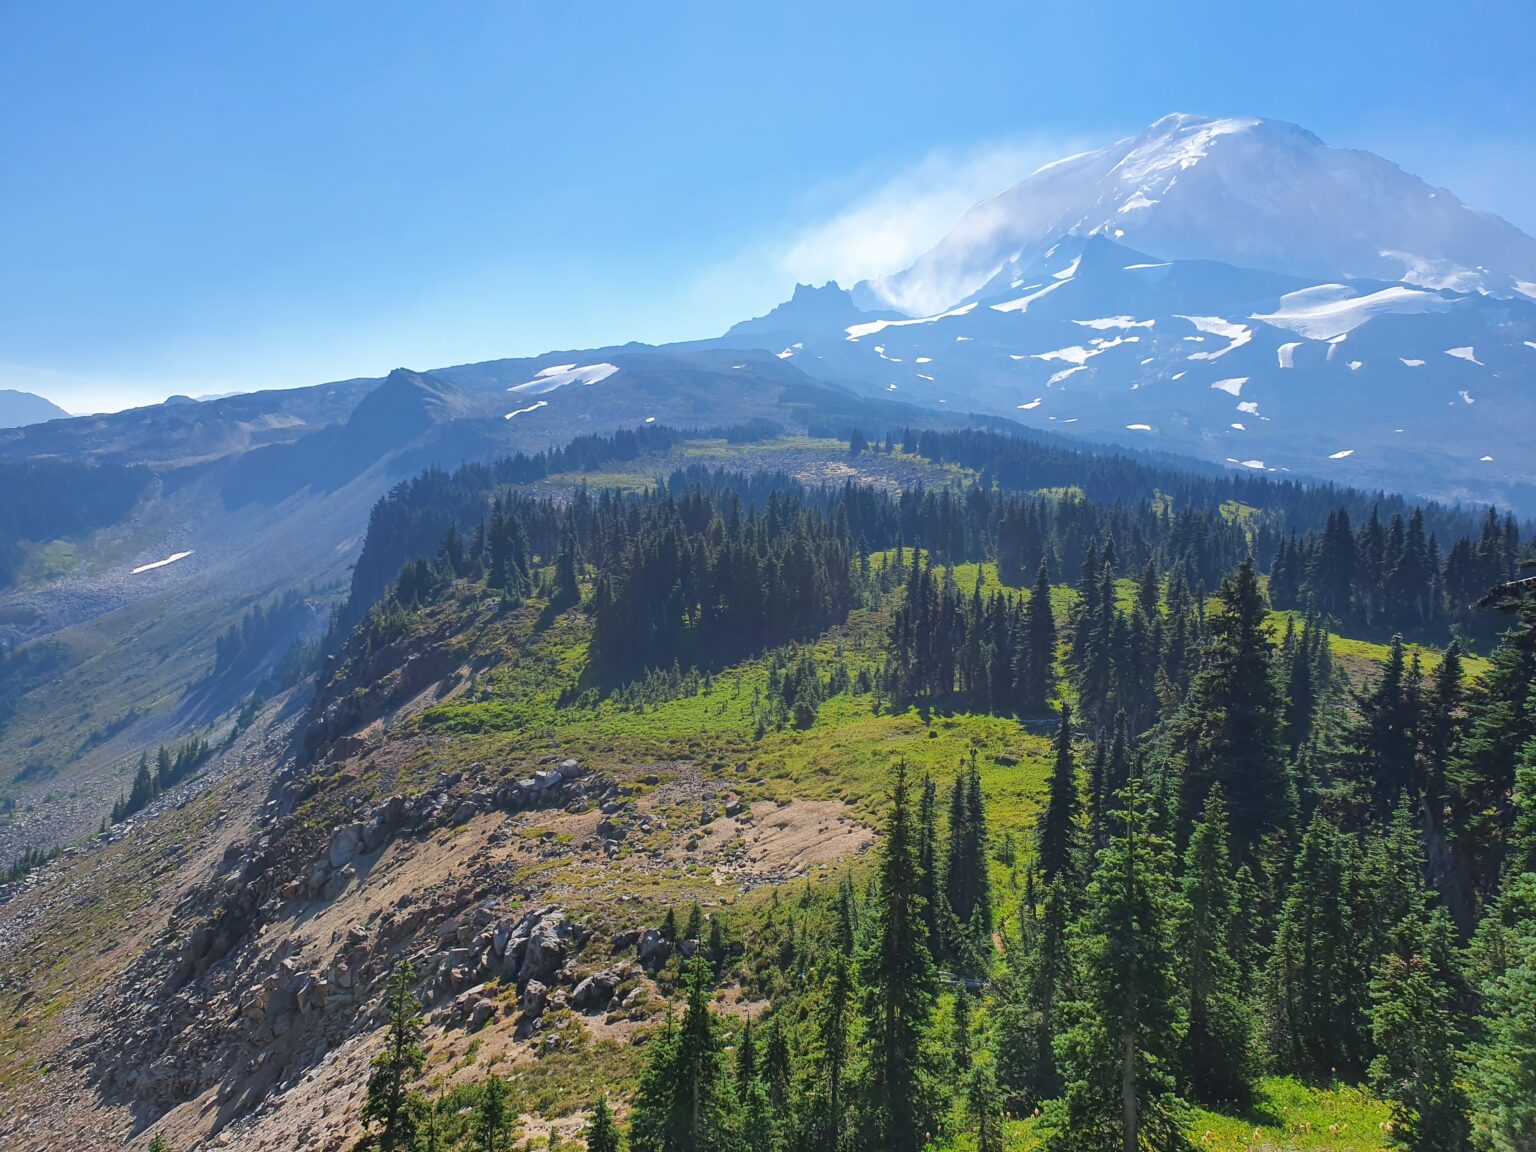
[775,135,1091,290]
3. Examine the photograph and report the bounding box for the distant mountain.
[856,114,1536,316]
[0,388,68,428]
[714,232,1536,510]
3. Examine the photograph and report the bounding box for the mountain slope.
[0,388,69,428]
[857,113,1536,316]
[722,234,1536,510]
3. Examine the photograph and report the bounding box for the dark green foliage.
[585,1095,620,1152]
[1036,705,1081,887]
[1167,558,1288,857]
[856,763,941,1152]
[1042,780,1191,1152]
[1369,910,1470,1152]
[1177,789,1255,1107]
[472,1075,512,1152]
[629,958,740,1152]
[1264,816,1370,1078]
[359,963,426,1152]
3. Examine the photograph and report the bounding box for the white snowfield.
[1125,423,1153,431]
[131,551,193,575]
[1277,341,1301,368]
[509,363,619,395]
[857,113,1536,317]
[1446,346,1482,365]
[844,303,975,341]
[990,279,1069,314]
[1210,377,1247,397]
[1329,450,1355,459]
[1251,284,1448,340]
[1178,315,1251,360]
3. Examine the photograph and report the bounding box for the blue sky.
[3,1,1535,412]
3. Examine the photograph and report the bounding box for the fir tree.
[1043,780,1191,1152]
[966,1060,1006,1152]
[629,957,739,1152]
[585,1095,621,1152]
[360,962,426,1152]
[1168,557,1288,857]
[1037,704,1082,886]
[856,762,940,1152]
[1369,910,1470,1152]
[1177,788,1255,1106]
[473,1075,512,1152]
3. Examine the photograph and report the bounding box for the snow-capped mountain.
[717,232,1536,509]
[856,114,1536,317]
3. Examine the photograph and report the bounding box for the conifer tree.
[966,1060,1006,1152]
[856,762,940,1152]
[1265,816,1370,1078]
[1369,910,1470,1152]
[1168,557,1287,857]
[629,957,739,1152]
[1177,788,1255,1106]
[1464,873,1536,1152]
[952,985,973,1072]
[360,962,426,1152]
[1044,780,1190,1152]
[473,1075,512,1152]
[585,1095,621,1152]
[1037,705,1081,886]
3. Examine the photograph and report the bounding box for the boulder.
[521,911,574,984]
[610,928,642,952]
[571,973,615,1011]
[558,758,584,779]
[327,824,364,870]
[638,929,671,966]
[521,979,549,1018]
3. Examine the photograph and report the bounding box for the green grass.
[932,1077,1391,1151]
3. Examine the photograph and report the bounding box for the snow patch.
[1240,460,1265,470]
[1277,342,1301,368]
[1459,390,1476,404]
[1052,255,1081,280]
[1481,455,1495,462]
[132,551,193,575]
[505,400,549,419]
[1074,316,1155,330]
[1125,423,1153,431]
[1231,422,1246,431]
[1048,366,1086,385]
[1017,398,1043,410]
[1237,401,1260,414]
[991,279,1069,314]
[1400,358,1425,367]
[1250,285,1448,340]
[1329,449,1355,459]
[510,363,619,394]
[1446,346,1483,365]
[845,304,976,340]
[1210,377,1247,396]
[915,356,932,363]
[1177,315,1252,360]
[1123,262,1171,270]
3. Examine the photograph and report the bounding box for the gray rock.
[521,911,573,984]
[638,929,671,965]
[521,979,549,1018]
[327,824,364,869]
[571,973,615,1010]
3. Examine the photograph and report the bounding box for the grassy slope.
[337,550,1411,1147]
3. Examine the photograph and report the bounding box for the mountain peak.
[858,113,1536,315]
[0,387,70,429]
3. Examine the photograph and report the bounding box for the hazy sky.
[3,0,1535,412]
